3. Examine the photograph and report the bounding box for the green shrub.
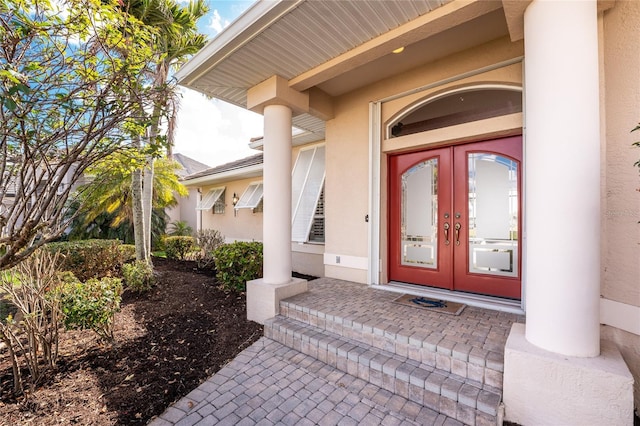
[164,236,195,260]
[194,229,225,270]
[45,239,124,281]
[119,244,136,262]
[121,260,153,292]
[59,276,123,342]
[213,241,263,291]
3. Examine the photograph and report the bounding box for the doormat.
[393,294,466,316]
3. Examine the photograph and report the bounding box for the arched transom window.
[389,87,522,138]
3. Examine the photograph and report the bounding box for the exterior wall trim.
[368,101,382,285]
[292,242,324,255]
[377,56,523,104]
[600,298,640,336]
[183,164,263,187]
[324,253,368,271]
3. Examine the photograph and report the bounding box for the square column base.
[247,278,308,324]
[504,323,634,425]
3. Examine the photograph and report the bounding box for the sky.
[172,0,263,169]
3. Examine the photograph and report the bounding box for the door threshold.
[379,281,525,315]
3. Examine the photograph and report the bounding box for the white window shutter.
[196,187,225,210]
[235,182,264,209]
[292,146,325,243]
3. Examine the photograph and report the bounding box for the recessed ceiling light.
[392,47,405,54]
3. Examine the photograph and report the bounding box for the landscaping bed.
[0,257,263,425]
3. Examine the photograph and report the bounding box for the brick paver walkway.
[149,337,462,426]
[149,278,524,425]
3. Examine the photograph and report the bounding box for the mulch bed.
[0,258,263,425]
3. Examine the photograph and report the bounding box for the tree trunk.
[132,135,147,262]
[142,156,154,259]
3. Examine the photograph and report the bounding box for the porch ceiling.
[176,0,510,137]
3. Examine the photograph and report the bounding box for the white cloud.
[208,9,230,35]
[172,88,263,168]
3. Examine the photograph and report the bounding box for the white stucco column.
[245,75,310,324]
[262,104,293,284]
[523,0,600,357]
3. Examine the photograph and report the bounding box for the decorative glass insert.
[401,159,438,268]
[467,153,518,277]
[389,88,522,138]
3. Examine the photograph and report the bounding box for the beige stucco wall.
[200,177,263,242]
[197,142,326,278]
[601,0,640,309]
[166,188,200,233]
[324,35,524,284]
[601,0,640,409]
[165,200,181,230]
[180,189,200,232]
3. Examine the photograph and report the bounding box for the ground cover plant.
[0,257,262,425]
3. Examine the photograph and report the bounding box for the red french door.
[388,136,522,299]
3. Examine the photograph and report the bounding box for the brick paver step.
[265,315,502,425]
[150,337,466,426]
[280,294,507,390]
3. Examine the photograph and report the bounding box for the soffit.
[178,0,456,135]
[184,0,454,99]
[177,1,513,142]
[316,9,509,95]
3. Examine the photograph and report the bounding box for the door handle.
[443,222,450,245]
[454,222,461,246]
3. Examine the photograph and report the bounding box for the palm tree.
[122,0,208,263]
[69,151,188,246]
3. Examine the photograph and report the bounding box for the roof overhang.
[176,0,517,141]
[182,163,263,188]
[175,1,303,89]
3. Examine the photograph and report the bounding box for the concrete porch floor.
[150,278,525,425]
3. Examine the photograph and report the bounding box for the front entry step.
[265,315,502,426]
[280,296,508,390]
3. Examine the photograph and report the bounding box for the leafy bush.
[164,236,195,260]
[119,244,136,262]
[121,260,154,292]
[45,239,124,281]
[213,241,263,291]
[194,229,225,270]
[59,276,123,342]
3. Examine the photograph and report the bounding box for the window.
[308,185,324,243]
[213,190,226,214]
[197,187,225,211]
[292,145,325,243]
[389,88,522,138]
[235,182,263,210]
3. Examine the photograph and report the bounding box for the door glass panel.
[401,159,438,268]
[468,153,518,277]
